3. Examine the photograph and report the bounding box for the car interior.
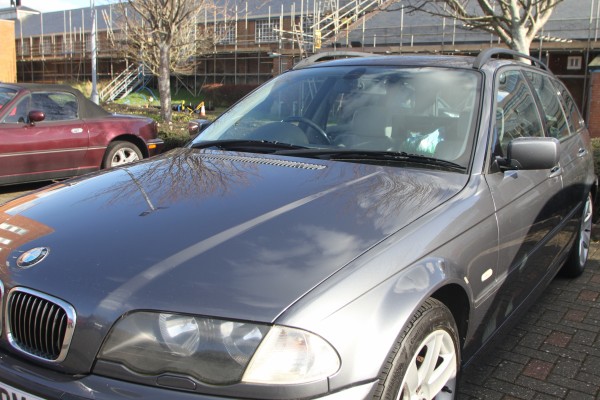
[220,67,479,168]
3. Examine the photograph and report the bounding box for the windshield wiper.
[191,139,309,152]
[274,148,466,171]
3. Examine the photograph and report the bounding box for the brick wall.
[0,20,16,83]
[588,72,600,138]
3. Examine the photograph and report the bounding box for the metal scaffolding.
[11,0,600,98]
[13,1,390,86]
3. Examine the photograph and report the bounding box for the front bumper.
[0,351,378,400]
[146,138,165,156]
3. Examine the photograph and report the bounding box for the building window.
[255,19,279,43]
[299,15,315,50]
[567,56,582,70]
[301,15,314,35]
[21,40,30,56]
[62,36,72,54]
[0,222,28,235]
[216,22,236,45]
[42,36,52,55]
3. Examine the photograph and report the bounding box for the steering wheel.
[282,116,330,144]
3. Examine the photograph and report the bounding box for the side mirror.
[188,119,212,138]
[502,137,560,171]
[28,110,46,124]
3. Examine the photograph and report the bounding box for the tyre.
[560,193,593,278]
[374,298,460,400]
[102,141,143,168]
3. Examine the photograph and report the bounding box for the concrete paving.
[459,231,600,399]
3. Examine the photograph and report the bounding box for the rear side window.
[494,70,544,156]
[553,79,583,133]
[524,71,570,140]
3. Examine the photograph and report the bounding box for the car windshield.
[0,87,17,109]
[192,65,481,169]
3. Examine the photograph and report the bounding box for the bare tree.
[388,0,564,54]
[112,0,218,123]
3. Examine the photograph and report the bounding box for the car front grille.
[6,288,76,362]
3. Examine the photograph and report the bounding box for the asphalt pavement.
[1,185,599,399]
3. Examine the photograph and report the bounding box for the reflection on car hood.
[0,148,466,323]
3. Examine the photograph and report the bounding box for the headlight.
[97,312,340,386]
[242,325,341,385]
[98,312,269,384]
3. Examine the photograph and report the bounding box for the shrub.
[202,84,258,108]
[592,138,600,177]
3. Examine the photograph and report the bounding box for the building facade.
[1,0,600,135]
[0,19,16,83]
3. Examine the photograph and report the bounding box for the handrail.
[99,63,138,100]
[313,0,380,40]
[100,63,150,102]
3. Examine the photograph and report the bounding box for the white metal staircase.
[304,0,388,50]
[279,0,388,54]
[100,63,152,102]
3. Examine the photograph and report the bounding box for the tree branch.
[387,0,563,53]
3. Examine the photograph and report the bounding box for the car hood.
[0,148,466,324]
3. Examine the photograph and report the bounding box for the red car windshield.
[0,87,17,109]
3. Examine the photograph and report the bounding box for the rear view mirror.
[503,137,560,170]
[28,110,46,124]
[189,119,212,138]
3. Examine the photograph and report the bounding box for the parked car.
[0,49,595,400]
[0,83,163,186]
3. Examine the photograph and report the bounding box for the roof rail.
[293,51,380,70]
[472,48,549,71]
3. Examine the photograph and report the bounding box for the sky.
[4,0,113,12]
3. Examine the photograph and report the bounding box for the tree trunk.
[511,24,533,55]
[158,44,172,123]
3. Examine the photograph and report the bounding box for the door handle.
[549,166,562,178]
[71,128,83,134]
[577,148,587,157]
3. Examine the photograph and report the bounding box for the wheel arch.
[109,134,149,158]
[590,175,599,223]
[371,293,464,399]
[431,283,470,351]
[312,258,474,393]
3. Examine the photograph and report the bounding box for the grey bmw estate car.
[0,48,595,400]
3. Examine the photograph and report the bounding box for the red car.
[0,83,163,186]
